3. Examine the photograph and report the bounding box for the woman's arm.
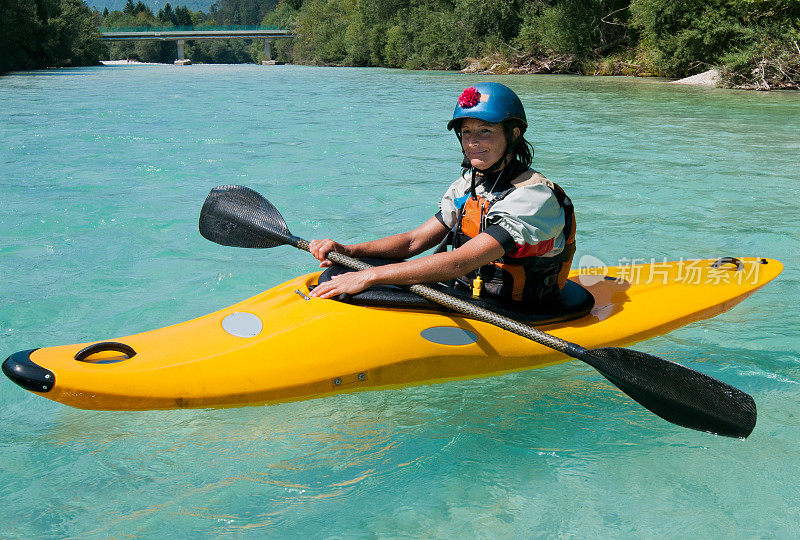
[308,232,505,299]
[309,216,449,267]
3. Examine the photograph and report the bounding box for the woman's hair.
[503,119,534,168]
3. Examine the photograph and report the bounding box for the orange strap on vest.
[460,196,492,238]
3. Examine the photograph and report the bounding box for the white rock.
[671,69,720,87]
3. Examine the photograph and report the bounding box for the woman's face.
[459,118,509,171]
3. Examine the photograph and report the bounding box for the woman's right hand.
[308,238,348,267]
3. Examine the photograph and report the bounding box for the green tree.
[1,0,103,72]
[212,0,280,25]
[158,3,176,25]
[174,5,193,26]
[134,1,153,17]
[0,0,41,72]
[404,6,474,69]
[294,0,353,64]
[188,38,254,62]
[518,0,630,56]
[456,0,522,44]
[47,0,105,66]
[384,24,412,68]
[262,0,298,26]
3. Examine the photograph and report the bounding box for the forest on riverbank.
[0,0,105,72]
[265,0,799,90]
[2,0,798,90]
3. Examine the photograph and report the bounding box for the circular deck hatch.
[222,312,263,338]
[421,327,478,346]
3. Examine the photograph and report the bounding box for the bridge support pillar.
[264,39,273,61]
[177,39,185,60]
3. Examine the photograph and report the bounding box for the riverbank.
[95,57,795,92]
[459,50,799,91]
[101,60,170,65]
[460,55,722,87]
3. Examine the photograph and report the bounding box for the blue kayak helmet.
[447,82,527,133]
[448,82,531,172]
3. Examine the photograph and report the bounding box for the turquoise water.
[1,64,799,537]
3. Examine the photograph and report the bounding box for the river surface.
[1,64,798,537]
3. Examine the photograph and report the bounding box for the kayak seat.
[315,259,595,324]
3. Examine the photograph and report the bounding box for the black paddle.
[199,185,757,438]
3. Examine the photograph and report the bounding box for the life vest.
[452,174,576,306]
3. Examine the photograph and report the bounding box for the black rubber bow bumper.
[2,349,54,393]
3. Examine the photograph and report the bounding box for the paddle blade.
[199,185,293,248]
[587,347,757,438]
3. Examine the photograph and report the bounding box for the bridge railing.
[98,25,287,33]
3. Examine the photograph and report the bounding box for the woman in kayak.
[308,82,575,309]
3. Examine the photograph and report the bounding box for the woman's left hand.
[309,269,375,299]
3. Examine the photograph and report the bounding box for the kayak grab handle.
[75,342,137,363]
[711,257,744,271]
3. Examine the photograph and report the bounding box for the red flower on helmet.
[458,87,481,108]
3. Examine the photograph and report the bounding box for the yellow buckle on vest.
[472,276,484,297]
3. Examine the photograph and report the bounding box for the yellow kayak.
[2,256,781,411]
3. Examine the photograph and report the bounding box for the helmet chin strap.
[466,152,514,199]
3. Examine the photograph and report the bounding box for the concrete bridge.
[99,26,294,64]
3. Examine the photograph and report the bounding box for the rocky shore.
[461,52,799,90]
[669,69,720,87]
[461,54,722,87]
